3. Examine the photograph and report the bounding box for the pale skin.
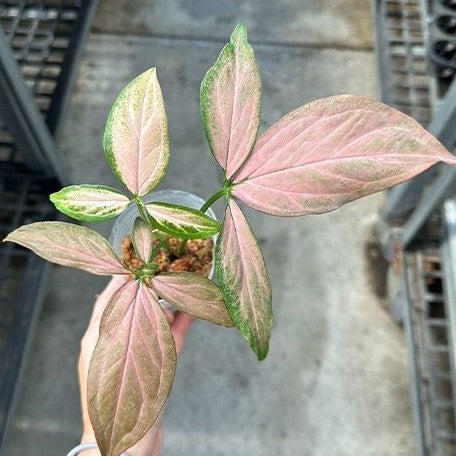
[78,277,194,456]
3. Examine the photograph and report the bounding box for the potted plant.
[4,24,456,456]
[108,189,219,280]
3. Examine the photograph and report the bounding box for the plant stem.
[176,188,227,258]
[149,240,169,262]
[177,238,187,257]
[136,199,150,224]
[176,186,233,257]
[135,196,171,252]
[200,188,227,213]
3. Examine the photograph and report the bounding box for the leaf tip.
[252,327,272,361]
[49,191,62,214]
[443,154,456,166]
[231,23,248,43]
[143,66,158,82]
[256,350,268,361]
[3,228,20,244]
[235,302,273,362]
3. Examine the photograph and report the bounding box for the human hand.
[78,277,194,455]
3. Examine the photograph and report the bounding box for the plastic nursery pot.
[109,189,218,281]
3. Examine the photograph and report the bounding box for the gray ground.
[5,1,414,455]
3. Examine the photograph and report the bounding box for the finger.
[79,276,130,441]
[80,278,128,395]
[81,277,127,359]
[128,419,163,456]
[171,312,194,354]
[91,276,127,324]
[164,308,176,326]
[172,312,194,336]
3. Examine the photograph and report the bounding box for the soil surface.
[122,235,214,277]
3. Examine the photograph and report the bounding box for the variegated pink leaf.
[200,23,261,178]
[145,202,221,239]
[152,272,233,327]
[88,280,176,456]
[4,222,127,275]
[216,200,272,360]
[50,185,130,222]
[104,68,169,196]
[232,95,456,216]
[132,218,155,263]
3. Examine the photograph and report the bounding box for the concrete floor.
[5,1,415,455]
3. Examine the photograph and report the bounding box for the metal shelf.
[405,245,456,455]
[373,0,433,125]
[0,0,99,449]
[0,0,97,137]
[0,173,58,445]
[374,2,456,454]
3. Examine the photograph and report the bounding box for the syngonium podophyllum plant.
[4,24,456,456]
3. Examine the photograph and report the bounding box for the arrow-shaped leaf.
[232,95,456,216]
[216,200,272,360]
[50,185,130,222]
[152,272,234,327]
[104,68,169,196]
[88,280,176,456]
[4,222,127,275]
[145,202,221,239]
[200,23,261,179]
[131,218,155,262]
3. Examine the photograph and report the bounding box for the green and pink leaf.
[131,218,155,262]
[152,272,233,327]
[50,185,130,222]
[233,95,456,216]
[145,202,221,239]
[104,68,169,196]
[3,222,127,275]
[216,199,272,360]
[88,280,176,456]
[200,24,261,178]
